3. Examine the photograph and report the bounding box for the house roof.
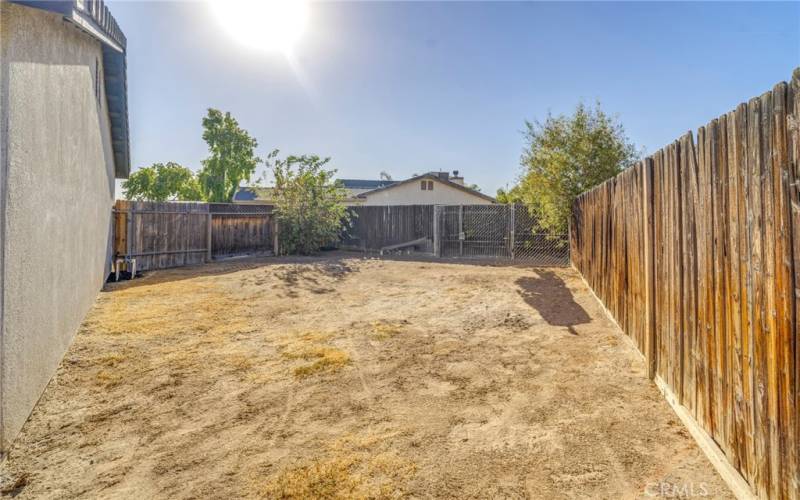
[233,184,366,203]
[13,0,130,178]
[233,186,273,202]
[234,174,496,204]
[338,179,397,190]
[358,173,497,203]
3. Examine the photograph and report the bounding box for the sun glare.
[209,0,309,54]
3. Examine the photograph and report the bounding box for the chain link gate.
[433,204,569,265]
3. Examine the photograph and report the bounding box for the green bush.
[271,154,351,255]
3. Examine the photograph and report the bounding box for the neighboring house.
[234,171,495,206]
[357,171,495,206]
[0,0,129,455]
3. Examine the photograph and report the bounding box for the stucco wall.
[0,3,116,454]
[362,179,493,206]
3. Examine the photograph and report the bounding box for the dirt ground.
[1,254,730,499]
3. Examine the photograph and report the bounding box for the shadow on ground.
[104,253,358,292]
[271,260,357,298]
[515,270,591,335]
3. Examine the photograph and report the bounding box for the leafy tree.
[495,185,522,204]
[467,183,481,192]
[122,162,204,201]
[517,102,638,233]
[270,153,352,255]
[198,109,261,202]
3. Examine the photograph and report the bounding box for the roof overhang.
[12,1,130,178]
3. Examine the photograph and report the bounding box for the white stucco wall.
[0,3,116,454]
[361,179,493,206]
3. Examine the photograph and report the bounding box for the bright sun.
[209,0,309,54]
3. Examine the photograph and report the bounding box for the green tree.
[122,162,204,201]
[198,109,261,202]
[495,185,522,204]
[517,102,638,233]
[270,153,351,255]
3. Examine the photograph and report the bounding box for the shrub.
[271,154,352,255]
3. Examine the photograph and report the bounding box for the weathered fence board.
[571,68,800,499]
[113,200,273,272]
[341,205,435,252]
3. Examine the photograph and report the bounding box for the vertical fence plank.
[725,107,747,472]
[643,158,657,378]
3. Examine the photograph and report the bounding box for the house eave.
[11,0,130,178]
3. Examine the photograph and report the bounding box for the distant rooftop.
[233,186,272,202]
[338,179,397,190]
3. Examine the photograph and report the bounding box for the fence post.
[206,212,212,262]
[642,158,657,380]
[126,202,133,263]
[272,218,279,256]
[458,205,464,256]
[184,211,190,266]
[509,204,516,259]
[432,205,440,257]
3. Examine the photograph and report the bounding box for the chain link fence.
[434,204,568,265]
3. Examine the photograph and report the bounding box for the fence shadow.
[104,254,357,292]
[515,271,591,335]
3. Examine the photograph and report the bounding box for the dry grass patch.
[286,346,350,377]
[260,456,363,499]
[259,432,416,499]
[86,282,248,339]
[96,352,126,367]
[94,370,123,387]
[369,320,408,340]
[282,331,350,377]
[228,353,254,372]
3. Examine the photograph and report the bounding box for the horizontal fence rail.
[570,68,800,500]
[113,200,275,272]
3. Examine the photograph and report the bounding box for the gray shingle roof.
[337,179,397,190]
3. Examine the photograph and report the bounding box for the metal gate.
[433,204,568,265]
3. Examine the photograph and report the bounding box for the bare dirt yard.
[1,254,730,499]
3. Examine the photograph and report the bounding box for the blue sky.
[110,1,800,195]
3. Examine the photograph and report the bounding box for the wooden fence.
[570,69,800,499]
[114,200,275,272]
[341,205,435,252]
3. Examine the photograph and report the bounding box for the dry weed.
[94,370,122,387]
[281,331,349,377]
[228,354,254,372]
[286,346,350,377]
[369,320,408,340]
[260,457,364,499]
[96,352,126,367]
[259,431,416,499]
[86,283,248,339]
